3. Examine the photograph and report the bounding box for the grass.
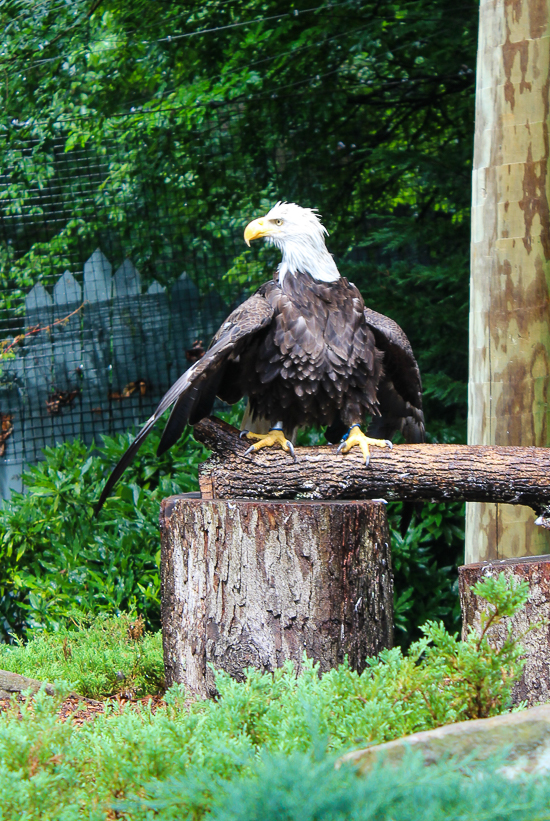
[0,574,540,819]
[0,613,164,699]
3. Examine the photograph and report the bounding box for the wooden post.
[459,555,550,706]
[160,497,393,698]
[467,0,550,561]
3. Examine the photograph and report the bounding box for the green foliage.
[0,0,476,632]
[0,574,536,819]
[0,613,164,698]
[0,398,461,645]
[0,423,208,640]
[472,573,531,619]
[146,753,550,821]
[390,501,465,646]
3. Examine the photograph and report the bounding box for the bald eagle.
[96,202,424,512]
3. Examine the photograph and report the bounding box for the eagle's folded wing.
[363,307,425,444]
[95,294,274,513]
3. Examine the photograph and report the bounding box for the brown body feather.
[96,271,424,512]
[219,272,384,431]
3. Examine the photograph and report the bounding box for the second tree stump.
[160,497,393,697]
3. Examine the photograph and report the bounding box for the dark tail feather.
[400,501,423,536]
[188,370,223,426]
[94,414,158,516]
[157,368,223,457]
[156,387,199,457]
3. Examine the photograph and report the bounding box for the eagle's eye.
[275,219,283,226]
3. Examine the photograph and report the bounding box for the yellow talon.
[243,429,296,460]
[337,426,392,466]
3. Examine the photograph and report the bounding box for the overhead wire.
[20,2,350,69]
[3,0,475,126]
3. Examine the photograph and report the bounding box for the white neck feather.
[272,236,341,285]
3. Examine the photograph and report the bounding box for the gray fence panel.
[141,281,172,413]
[51,270,83,444]
[23,283,54,461]
[81,249,112,444]
[169,272,201,382]
[0,385,24,497]
[111,260,146,433]
[0,246,235,499]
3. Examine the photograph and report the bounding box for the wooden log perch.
[194,417,550,525]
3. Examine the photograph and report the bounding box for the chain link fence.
[0,102,314,496]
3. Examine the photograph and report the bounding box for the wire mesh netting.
[0,102,318,496]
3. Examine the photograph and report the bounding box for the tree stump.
[160,497,393,697]
[459,556,550,707]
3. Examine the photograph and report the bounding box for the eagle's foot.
[242,429,296,461]
[336,425,392,467]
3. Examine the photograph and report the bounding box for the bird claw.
[239,429,250,439]
[336,428,391,466]
[241,428,295,459]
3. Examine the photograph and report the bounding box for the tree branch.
[193,417,550,527]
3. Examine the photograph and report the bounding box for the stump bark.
[160,497,393,697]
[459,556,550,707]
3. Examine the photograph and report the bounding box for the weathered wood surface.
[0,669,54,699]
[460,556,550,707]
[467,0,550,561]
[193,417,550,523]
[160,497,393,698]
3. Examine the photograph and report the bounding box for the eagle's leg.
[337,424,392,467]
[240,424,296,461]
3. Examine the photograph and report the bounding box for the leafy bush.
[1,571,529,720]
[0,574,535,819]
[0,423,208,640]
[0,397,463,644]
[0,613,164,699]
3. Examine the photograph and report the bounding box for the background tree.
[0,0,478,641]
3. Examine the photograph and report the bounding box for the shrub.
[1,572,529,722]
[147,752,550,821]
[0,574,533,818]
[0,423,208,639]
[0,406,465,645]
[0,612,164,698]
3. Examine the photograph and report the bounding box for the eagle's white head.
[244,201,340,285]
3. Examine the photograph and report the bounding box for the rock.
[0,669,55,698]
[339,705,550,777]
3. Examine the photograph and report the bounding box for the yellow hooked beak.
[244,217,276,246]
